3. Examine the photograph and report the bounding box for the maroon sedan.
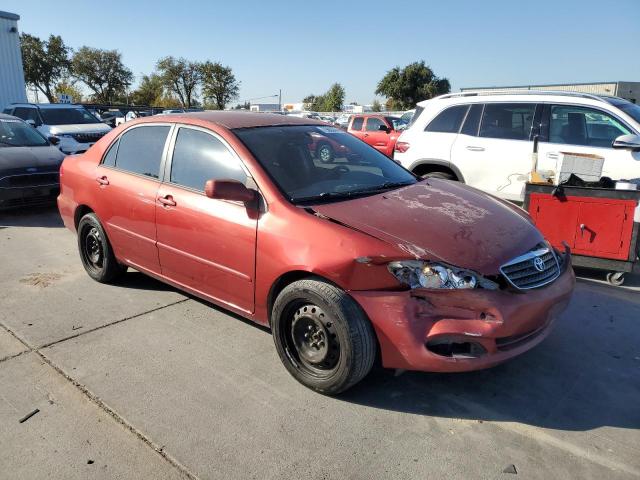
[58,112,574,394]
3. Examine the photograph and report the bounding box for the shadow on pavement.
[117,270,178,293]
[0,204,63,228]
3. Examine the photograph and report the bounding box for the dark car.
[0,114,65,209]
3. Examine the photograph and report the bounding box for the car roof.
[10,103,86,109]
[140,111,326,129]
[0,113,22,121]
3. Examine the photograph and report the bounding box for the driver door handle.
[96,175,109,185]
[466,146,485,152]
[157,195,176,207]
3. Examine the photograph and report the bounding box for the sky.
[4,0,640,105]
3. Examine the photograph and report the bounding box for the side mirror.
[205,179,256,202]
[378,124,392,133]
[612,134,640,151]
[48,136,60,146]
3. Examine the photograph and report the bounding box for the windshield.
[0,119,49,147]
[40,108,101,125]
[234,125,417,204]
[617,102,640,125]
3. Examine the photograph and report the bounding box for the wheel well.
[412,163,459,180]
[74,205,94,229]
[267,271,316,325]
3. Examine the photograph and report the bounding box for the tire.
[316,142,334,163]
[271,278,376,395]
[606,271,625,287]
[77,213,126,283]
[421,171,455,180]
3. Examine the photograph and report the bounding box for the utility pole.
[278,89,281,112]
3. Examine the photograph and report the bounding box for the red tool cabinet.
[524,183,640,286]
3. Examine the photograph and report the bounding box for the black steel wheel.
[77,213,126,283]
[271,278,376,394]
[316,142,334,163]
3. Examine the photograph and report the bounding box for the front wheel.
[271,278,377,395]
[77,213,126,283]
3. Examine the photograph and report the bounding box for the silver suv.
[3,103,112,155]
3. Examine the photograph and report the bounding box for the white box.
[555,152,604,184]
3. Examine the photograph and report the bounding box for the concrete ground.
[1,205,639,480]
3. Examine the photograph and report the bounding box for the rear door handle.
[466,146,485,152]
[96,175,109,185]
[157,195,176,207]
[364,133,369,137]
[547,152,559,159]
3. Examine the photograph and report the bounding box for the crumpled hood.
[0,145,65,175]
[311,179,544,275]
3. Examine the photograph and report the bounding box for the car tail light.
[395,141,410,153]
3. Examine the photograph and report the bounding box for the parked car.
[335,114,351,129]
[99,110,124,128]
[348,114,403,157]
[3,103,112,155]
[400,109,416,126]
[394,91,640,201]
[0,114,65,208]
[58,112,574,394]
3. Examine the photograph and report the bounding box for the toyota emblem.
[533,257,545,272]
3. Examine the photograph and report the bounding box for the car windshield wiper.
[293,181,414,204]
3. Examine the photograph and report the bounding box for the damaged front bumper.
[350,257,575,372]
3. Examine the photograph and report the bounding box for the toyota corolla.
[57,112,574,394]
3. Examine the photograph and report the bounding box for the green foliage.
[20,33,71,103]
[156,56,201,108]
[375,61,450,110]
[371,99,382,112]
[200,61,240,110]
[71,47,133,103]
[131,74,165,106]
[54,79,83,103]
[303,83,345,112]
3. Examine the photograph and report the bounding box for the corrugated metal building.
[0,10,27,110]
[461,82,640,103]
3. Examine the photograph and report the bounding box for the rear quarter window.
[424,105,469,133]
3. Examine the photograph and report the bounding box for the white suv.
[3,103,112,155]
[394,91,640,201]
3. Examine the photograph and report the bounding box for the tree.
[200,61,240,110]
[20,34,71,103]
[303,94,319,111]
[71,47,133,103]
[131,73,165,105]
[156,56,201,108]
[371,99,382,112]
[322,83,345,112]
[54,79,83,103]
[375,61,450,110]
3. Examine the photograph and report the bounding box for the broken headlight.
[387,260,497,290]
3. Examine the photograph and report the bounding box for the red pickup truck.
[347,114,404,157]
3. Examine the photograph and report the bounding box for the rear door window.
[425,105,469,133]
[12,107,40,124]
[351,117,364,131]
[114,125,170,179]
[169,127,246,192]
[365,117,386,131]
[479,103,536,140]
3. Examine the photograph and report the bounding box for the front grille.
[0,173,59,188]
[71,131,106,143]
[500,245,560,290]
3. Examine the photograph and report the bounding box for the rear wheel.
[271,278,376,395]
[77,213,126,283]
[316,142,334,163]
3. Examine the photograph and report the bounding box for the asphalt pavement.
[1,206,639,480]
